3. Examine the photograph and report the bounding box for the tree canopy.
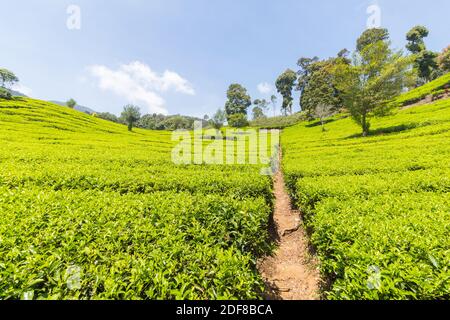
[333,29,414,136]
[121,105,141,132]
[66,99,77,109]
[406,26,440,84]
[224,84,251,120]
[275,69,297,115]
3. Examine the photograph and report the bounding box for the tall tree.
[406,26,439,84]
[224,84,251,121]
[253,99,269,113]
[270,95,277,116]
[297,52,348,118]
[275,69,297,115]
[356,28,389,52]
[438,45,450,73]
[252,106,266,120]
[406,26,429,54]
[121,104,141,132]
[300,63,339,119]
[0,68,19,89]
[210,108,226,130]
[66,98,77,109]
[333,29,414,136]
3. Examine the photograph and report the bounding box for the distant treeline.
[96,112,207,131]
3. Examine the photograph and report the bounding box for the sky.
[1,0,449,117]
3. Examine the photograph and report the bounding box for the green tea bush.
[0,98,274,300]
[282,97,450,299]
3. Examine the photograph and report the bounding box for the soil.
[257,156,321,300]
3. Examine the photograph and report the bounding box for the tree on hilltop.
[275,69,297,115]
[66,98,77,109]
[333,28,414,136]
[121,104,141,132]
[406,26,440,84]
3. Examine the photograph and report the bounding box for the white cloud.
[257,82,274,95]
[12,83,33,96]
[87,61,195,115]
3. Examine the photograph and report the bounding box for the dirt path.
[257,156,321,300]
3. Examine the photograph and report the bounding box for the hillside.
[0,97,274,300]
[49,100,97,114]
[282,98,450,299]
[1,95,449,300]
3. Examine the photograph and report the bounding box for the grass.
[282,98,450,299]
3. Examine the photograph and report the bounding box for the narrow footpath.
[257,156,321,300]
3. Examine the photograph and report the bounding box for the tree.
[297,57,319,92]
[406,26,439,84]
[0,68,19,89]
[275,69,297,115]
[356,28,389,52]
[97,112,119,123]
[252,106,266,120]
[438,46,450,73]
[314,104,334,132]
[210,109,226,130]
[270,95,277,116]
[300,62,340,119]
[66,98,77,109]
[253,98,269,113]
[297,52,348,118]
[406,26,429,54]
[224,84,251,121]
[333,29,414,136]
[121,104,141,131]
[227,113,248,128]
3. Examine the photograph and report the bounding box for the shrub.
[227,113,249,128]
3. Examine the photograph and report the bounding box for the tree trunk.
[128,122,133,132]
[361,113,369,137]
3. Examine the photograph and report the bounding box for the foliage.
[210,108,226,130]
[0,68,19,89]
[0,97,275,300]
[0,87,12,99]
[333,30,414,136]
[275,69,297,115]
[438,46,450,73]
[282,98,450,299]
[97,112,120,123]
[249,112,306,129]
[66,99,77,109]
[121,104,141,132]
[224,84,251,120]
[406,26,440,84]
[406,25,429,54]
[252,106,266,120]
[227,113,249,128]
[356,28,389,52]
[298,55,346,118]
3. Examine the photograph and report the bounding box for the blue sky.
[1,0,449,117]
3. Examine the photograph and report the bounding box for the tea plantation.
[0,98,274,299]
[282,98,450,299]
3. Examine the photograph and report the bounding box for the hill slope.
[49,100,97,114]
[0,97,274,300]
[282,98,450,299]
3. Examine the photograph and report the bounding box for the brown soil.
[401,93,450,110]
[257,158,321,300]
